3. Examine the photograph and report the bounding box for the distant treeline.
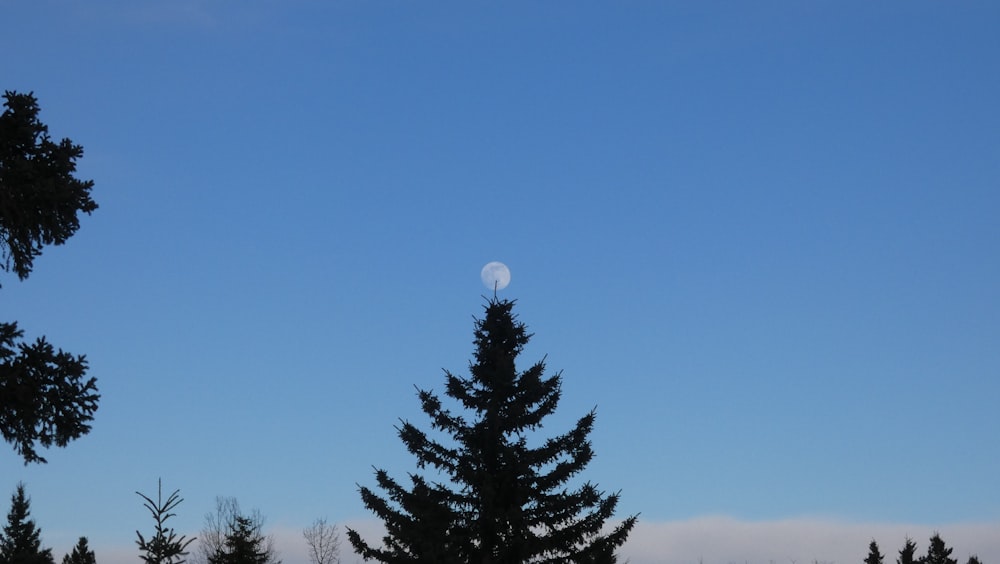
[0,481,341,564]
[865,534,981,564]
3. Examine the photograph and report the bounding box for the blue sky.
[2,2,999,563]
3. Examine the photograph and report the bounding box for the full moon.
[481,261,511,291]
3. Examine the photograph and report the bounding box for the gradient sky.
[2,2,999,563]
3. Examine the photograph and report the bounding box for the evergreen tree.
[348,298,637,563]
[0,483,54,564]
[0,91,97,282]
[136,480,195,564]
[61,538,95,564]
[899,538,918,564]
[208,516,276,564]
[966,556,982,564]
[919,534,957,564]
[1,91,100,464]
[196,498,278,564]
[866,540,885,564]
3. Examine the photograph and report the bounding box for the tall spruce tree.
[348,298,637,563]
[61,538,95,564]
[0,484,54,564]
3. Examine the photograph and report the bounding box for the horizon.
[28,514,1000,564]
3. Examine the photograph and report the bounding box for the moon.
[481,261,511,291]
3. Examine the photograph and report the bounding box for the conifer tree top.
[349,297,636,563]
[0,483,55,564]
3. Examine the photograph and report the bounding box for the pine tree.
[899,538,918,564]
[61,538,95,564]
[348,298,637,563]
[0,91,97,282]
[135,480,195,564]
[919,534,957,564]
[196,498,279,564]
[0,483,54,564]
[866,540,885,564]
[208,516,275,564]
[1,90,100,465]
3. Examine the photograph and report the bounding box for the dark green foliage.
[866,540,885,564]
[0,484,54,564]
[348,298,637,563]
[877,536,979,564]
[61,538,95,564]
[899,538,919,564]
[919,534,957,564]
[0,91,97,282]
[208,516,277,564]
[0,91,99,464]
[197,498,278,564]
[0,322,97,464]
[136,480,195,564]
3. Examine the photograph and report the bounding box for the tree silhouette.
[866,540,885,564]
[919,534,957,564]
[197,498,278,564]
[0,91,99,464]
[0,483,54,564]
[899,538,918,564]
[208,517,277,564]
[303,519,340,564]
[348,298,636,563]
[136,480,195,564]
[61,538,95,564]
[0,91,96,281]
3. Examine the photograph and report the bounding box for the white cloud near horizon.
[76,516,1000,564]
[90,516,1000,564]
[614,517,999,564]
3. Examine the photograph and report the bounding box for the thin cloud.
[51,516,1000,564]
[329,517,1000,564]
[615,517,1000,564]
